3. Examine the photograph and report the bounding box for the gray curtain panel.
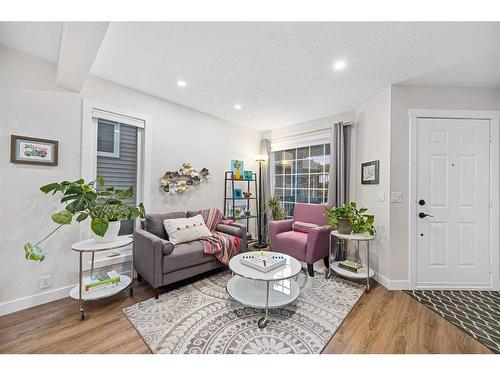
[327,122,352,261]
[327,121,351,208]
[260,138,272,241]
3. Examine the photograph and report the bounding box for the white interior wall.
[353,87,392,282]
[0,47,261,315]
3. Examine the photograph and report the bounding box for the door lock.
[418,212,434,219]
[418,199,425,206]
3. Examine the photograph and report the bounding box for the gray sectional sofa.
[133,210,247,298]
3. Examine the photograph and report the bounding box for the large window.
[272,143,330,217]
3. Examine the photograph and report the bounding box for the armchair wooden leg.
[307,263,314,277]
[137,274,143,283]
[154,288,160,299]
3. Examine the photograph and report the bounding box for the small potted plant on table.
[325,202,375,235]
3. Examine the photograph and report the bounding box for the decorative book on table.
[240,252,286,272]
[338,260,364,273]
[84,270,121,292]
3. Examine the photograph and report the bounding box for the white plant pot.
[92,220,121,243]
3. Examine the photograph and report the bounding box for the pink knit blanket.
[197,208,240,265]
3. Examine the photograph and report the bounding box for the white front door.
[416,118,491,289]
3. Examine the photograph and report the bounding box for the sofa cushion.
[145,212,186,239]
[274,230,308,262]
[163,215,212,245]
[162,241,215,273]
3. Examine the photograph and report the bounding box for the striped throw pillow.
[292,221,319,233]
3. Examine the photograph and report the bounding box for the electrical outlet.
[40,274,51,289]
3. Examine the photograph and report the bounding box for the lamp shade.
[253,154,268,162]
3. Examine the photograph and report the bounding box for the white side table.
[70,236,134,320]
[329,231,375,292]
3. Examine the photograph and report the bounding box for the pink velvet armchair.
[269,203,332,276]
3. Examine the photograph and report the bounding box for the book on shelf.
[84,270,120,292]
[338,260,364,274]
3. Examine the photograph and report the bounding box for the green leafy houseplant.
[325,202,375,235]
[24,176,146,262]
[267,195,287,221]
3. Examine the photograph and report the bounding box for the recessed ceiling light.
[234,104,242,110]
[177,80,187,87]
[333,60,346,71]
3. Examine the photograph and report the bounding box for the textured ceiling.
[90,22,500,130]
[0,22,61,62]
[1,22,499,131]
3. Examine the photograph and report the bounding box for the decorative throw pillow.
[292,220,319,233]
[163,215,212,245]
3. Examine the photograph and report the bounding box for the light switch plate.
[391,192,403,203]
[378,192,385,202]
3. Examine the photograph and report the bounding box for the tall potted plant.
[265,195,287,244]
[24,176,145,262]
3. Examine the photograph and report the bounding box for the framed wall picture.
[10,135,59,166]
[361,160,379,185]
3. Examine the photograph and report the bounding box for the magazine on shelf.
[84,270,121,292]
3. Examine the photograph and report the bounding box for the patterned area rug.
[123,270,364,354]
[405,290,500,353]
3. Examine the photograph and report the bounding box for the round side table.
[329,231,375,292]
[70,236,134,320]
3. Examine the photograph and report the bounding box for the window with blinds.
[96,119,138,235]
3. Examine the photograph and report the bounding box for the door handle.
[418,212,434,219]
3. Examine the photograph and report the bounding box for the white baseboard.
[0,284,75,317]
[0,268,134,317]
[374,273,409,290]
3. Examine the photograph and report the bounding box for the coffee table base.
[226,275,300,328]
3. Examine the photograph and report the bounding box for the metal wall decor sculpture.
[161,163,210,193]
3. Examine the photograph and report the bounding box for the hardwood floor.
[0,277,492,354]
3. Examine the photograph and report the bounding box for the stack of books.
[84,271,121,293]
[338,260,364,274]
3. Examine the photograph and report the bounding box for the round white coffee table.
[227,251,302,329]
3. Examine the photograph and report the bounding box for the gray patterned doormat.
[405,290,500,353]
[123,270,364,354]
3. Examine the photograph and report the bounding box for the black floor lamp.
[254,155,268,248]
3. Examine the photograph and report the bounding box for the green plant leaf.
[24,242,46,262]
[40,183,60,194]
[51,210,73,225]
[97,175,105,187]
[65,191,96,213]
[91,217,109,237]
[76,212,89,222]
